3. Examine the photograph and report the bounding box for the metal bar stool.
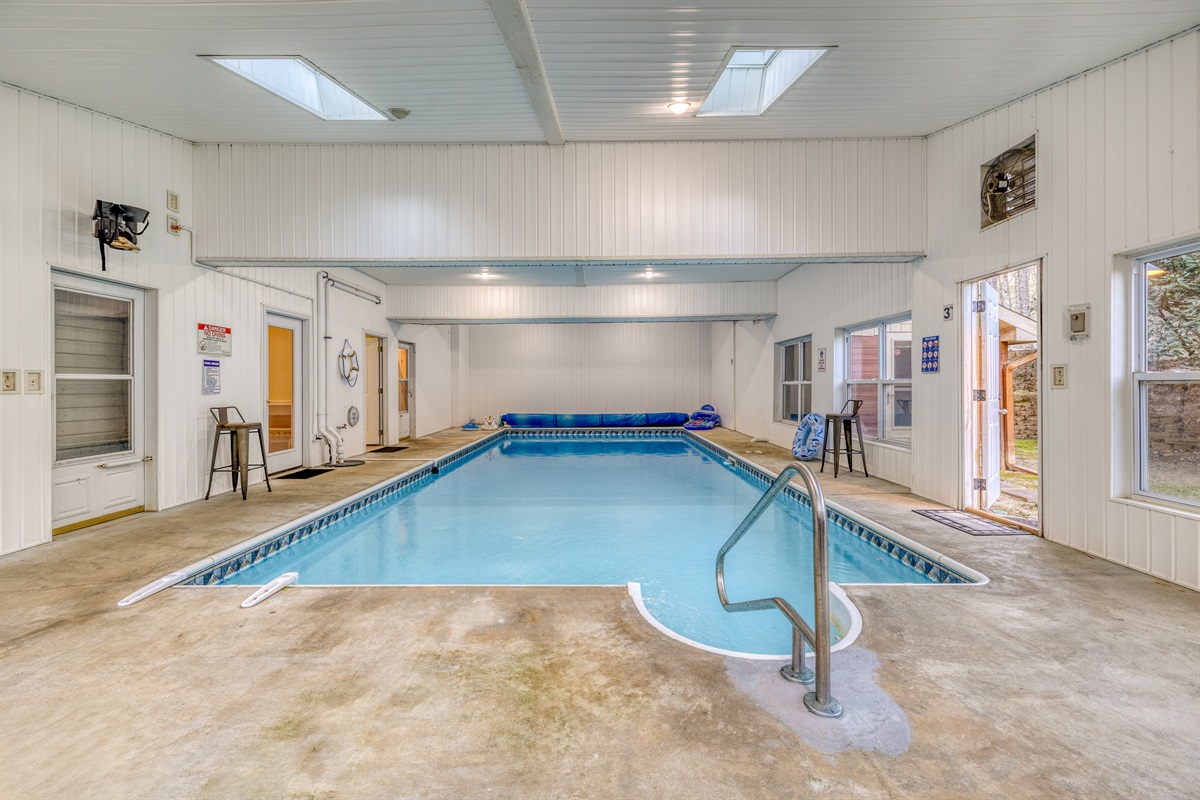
[820,399,869,478]
[205,406,272,500]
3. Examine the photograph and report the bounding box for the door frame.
[363,330,388,446]
[960,260,1044,535]
[50,270,148,533]
[263,309,309,473]
[397,340,414,440]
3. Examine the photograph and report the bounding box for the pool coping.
[125,428,986,658]
[172,427,985,589]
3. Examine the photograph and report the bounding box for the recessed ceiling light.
[667,102,691,114]
[204,56,388,121]
[697,47,830,116]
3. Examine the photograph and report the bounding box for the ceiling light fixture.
[667,102,691,114]
[641,268,657,278]
[477,268,498,280]
[203,56,388,121]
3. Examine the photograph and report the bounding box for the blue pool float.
[683,404,721,431]
[462,418,479,430]
[792,413,826,460]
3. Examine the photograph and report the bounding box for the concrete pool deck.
[1,427,1197,799]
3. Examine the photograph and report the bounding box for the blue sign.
[921,336,940,373]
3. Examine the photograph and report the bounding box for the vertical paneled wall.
[468,323,711,417]
[193,139,926,261]
[0,85,394,555]
[745,262,915,487]
[918,30,1200,588]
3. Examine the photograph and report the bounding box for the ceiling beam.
[487,0,565,146]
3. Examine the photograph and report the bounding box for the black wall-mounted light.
[92,200,150,271]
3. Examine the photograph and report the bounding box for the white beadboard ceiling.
[1,1,1196,144]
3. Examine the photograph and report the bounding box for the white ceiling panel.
[1,1,1195,143]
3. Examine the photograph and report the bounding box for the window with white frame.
[845,317,912,444]
[1134,244,1200,507]
[776,337,812,423]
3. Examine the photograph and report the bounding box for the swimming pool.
[178,431,984,657]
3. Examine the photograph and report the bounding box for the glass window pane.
[800,384,812,418]
[848,328,880,380]
[883,384,913,442]
[1142,382,1200,504]
[887,320,913,380]
[848,384,878,438]
[267,326,295,453]
[1145,251,1200,371]
[782,383,799,422]
[54,289,131,376]
[55,379,131,460]
[801,340,812,381]
[783,343,798,381]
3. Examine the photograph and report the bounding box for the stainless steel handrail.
[716,460,843,718]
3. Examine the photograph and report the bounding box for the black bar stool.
[820,399,869,478]
[205,406,272,500]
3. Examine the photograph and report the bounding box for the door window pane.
[883,385,913,442]
[54,289,131,375]
[398,348,409,413]
[267,325,295,453]
[55,379,131,460]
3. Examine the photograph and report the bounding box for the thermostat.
[1063,303,1090,342]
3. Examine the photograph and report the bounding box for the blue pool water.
[223,435,943,655]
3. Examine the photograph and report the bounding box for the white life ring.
[791,413,826,461]
[339,339,360,387]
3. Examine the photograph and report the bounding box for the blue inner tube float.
[791,413,826,460]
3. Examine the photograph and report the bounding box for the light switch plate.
[1,370,17,394]
[1051,364,1067,388]
[166,190,180,212]
[23,370,44,394]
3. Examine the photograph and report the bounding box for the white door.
[51,275,146,533]
[265,314,304,473]
[976,282,1002,508]
[364,334,384,446]
[397,343,413,439]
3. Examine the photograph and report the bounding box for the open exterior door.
[975,282,1002,509]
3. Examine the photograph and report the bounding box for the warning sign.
[198,324,232,357]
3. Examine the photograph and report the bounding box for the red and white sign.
[197,323,232,357]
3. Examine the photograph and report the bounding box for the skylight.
[205,57,388,121]
[697,47,828,117]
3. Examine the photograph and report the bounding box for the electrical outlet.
[1051,365,1067,388]
[1,370,17,394]
[23,370,43,394]
[167,215,180,235]
[166,191,180,212]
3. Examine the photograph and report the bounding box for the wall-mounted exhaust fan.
[980,136,1036,229]
[92,200,150,271]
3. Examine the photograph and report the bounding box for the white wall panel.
[734,262,915,487]
[194,139,926,263]
[0,86,394,555]
[385,281,776,323]
[468,323,711,418]
[917,29,1200,589]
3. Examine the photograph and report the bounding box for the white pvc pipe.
[316,271,339,464]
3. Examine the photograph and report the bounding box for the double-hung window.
[845,317,912,444]
[776,337,812,422]
[1134,244,1200,507]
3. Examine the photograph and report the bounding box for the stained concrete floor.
[1,428,1198,799]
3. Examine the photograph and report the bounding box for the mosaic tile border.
[184,428,969,586]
